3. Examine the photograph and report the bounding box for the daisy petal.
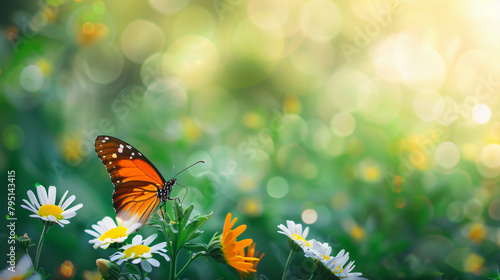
[62,211,76,219]
[141,259,152,273]
[37,185,48,205]
[58,190,69,208]
[147,258,160,267]
[27,190,40,209]
[61,195,76,210]
[64,203,83,213]
[48,186,57,205]
[143,234,157,246]
[132,235,143,245]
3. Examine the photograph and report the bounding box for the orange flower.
[221,213,262,276]
[237,242,264,279]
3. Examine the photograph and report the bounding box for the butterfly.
[94,135,203,231]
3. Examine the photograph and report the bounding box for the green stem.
[137,263,145,280]
[170,251,177,280]
[34,223,50,271]
[175,253,202,280]
[282,249,296,280]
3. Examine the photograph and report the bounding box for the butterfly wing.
[94,135,166,230]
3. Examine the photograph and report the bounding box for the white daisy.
[277,220,312,251]
[323,249,366,280]
[110,234,170,272]
[304,239,332,263]
[85,216,142,249]
[0,255,42,280]
[21,185,83,227]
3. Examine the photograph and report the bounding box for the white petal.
[141,259,152,272]
[117,259,125,265]
[61,195,76,210]
[61,211,76,219]
[29,214,41,218]
[85,229,101,238]
[21,203,37,214]
[59,219,70,224]
[150,242,167,251]
[296,223,303,236]
[48,215,57,222]
[27,190,40,209]
[302,227,309,238]
[64,203,83,213]
[102,217,117,229]
[132,258,141,264]
[126,223,142,234]
[147,258,160,267]
[58,190,69,208]
[141,252,152,258]
[121,244,133,250]
[110,252,124,261]
[157,252,170,261]
[48,186,57,205]
[143,234,158,246]
[132,235,143,245]
[92,224,105,234]
[37,185,48,205]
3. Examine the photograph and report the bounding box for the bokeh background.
[1,0,500,279]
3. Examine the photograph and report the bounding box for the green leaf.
[38,268,51,280]
[125,262,139,275]
[182,242,208,253]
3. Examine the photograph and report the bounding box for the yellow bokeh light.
[468,223,486,244]
[301,208,318,224]
[350,225,365,242]
[463,253,484,273]
[238,197,262,217]
[82,22,96,35]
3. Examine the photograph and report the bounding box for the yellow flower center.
[38,204,63,220]
[11,276,23,280]
[98,227,128,241]
[332,264,344,276]
[323,254,330,261]
[291,234,311,247]
[123,245,150,258]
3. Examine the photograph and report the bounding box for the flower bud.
[58,260,76,279]
[206,233,225,264]
[96,259,121,280]
[17,233,31,250]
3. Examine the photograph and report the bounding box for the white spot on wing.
[118,148,123,153]
[119,144,124,148]
[104,137,109,140]
[102,140,106,143]
[112,153,117,158]
[127,145,132,149]
[103,155,106,158]
[131,152,135,156]
[138,152,142,156]
[130,156,133,159]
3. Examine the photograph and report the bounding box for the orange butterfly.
[94,135,203,231]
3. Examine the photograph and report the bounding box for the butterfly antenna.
[173,161,205,178]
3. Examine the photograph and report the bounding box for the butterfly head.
[158,178,176,203]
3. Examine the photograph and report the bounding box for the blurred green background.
[1,0,500,279]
